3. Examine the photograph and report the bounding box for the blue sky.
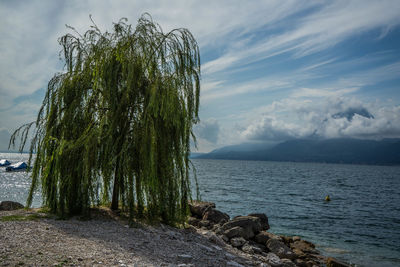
[0,0,400,152]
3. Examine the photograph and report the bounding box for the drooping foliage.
[10,14,200,224]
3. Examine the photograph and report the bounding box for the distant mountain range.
[194,138,400,165]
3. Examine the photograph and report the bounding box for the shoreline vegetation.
[0,201,350,267]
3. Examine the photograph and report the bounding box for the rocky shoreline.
[187,201,350,267]
[0,201,350,267]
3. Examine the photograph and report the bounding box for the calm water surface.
[192,159,400,267]
[1,153,399,266]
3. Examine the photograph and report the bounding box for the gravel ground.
[0,209,256,267]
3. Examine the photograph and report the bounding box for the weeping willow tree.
[10,14,200,224]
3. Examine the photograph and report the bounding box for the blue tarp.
[0,159,11,167]
[6,161,28,172]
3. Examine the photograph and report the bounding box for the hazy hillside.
[195,139,400,165]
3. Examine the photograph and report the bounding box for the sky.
[0,0,400,152]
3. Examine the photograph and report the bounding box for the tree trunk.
[111,156,120,210]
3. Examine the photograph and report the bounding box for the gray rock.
[187,216,200,227]
[281,259,296,267]
[248,241,267,253]
[221,216,263,239]
[214,227,223,235]
[198,220,212,229]
[266,239,296,260]
[0,201,24,211]
[242,243,263,255]
[265,253,282,267]
[224,226,245,239]
[255,231,285,246]
[188,201,215,218]
[241,244,254,254]
[203,208,230,224]
[230,237,246,247]
[251,245,264,254]
[221,235,230,242]
[248,213,270,231]
[211,223,221,232]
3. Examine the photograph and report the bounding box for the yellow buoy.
[325,195,331,201]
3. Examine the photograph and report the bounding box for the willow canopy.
[11,14,201,224]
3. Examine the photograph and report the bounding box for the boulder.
[266,239,296,260]
[221,234,230,242]
[198,219,210,227]
[242,243,263,254]
[290,240,317,254]
[281,259,296,267]
[241,244,255,254]
[221,216,263,239]
[198,220,212,229]
[293,259,308,267]
[230,237,246,247]
[280,235,292,246]
[292,248,306,259]
[203,208,229,224]
[0,201,24,211]
[189,201,215,218]
[224,226,245,239]
[202,231,226,247]
[326,257,350,267]
[248,240,267,253]
[265,253,282,267]
[248,213,270,230]
[255,231,283,244]
[187,216,200,227]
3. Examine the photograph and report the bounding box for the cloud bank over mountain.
[242,97,400,142]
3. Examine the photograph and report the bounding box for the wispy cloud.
[203,1,400,75]
[201,78,291,102]
[291,87,360,98]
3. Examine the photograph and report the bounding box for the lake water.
[1,153,399,266]
[191,159,400,267]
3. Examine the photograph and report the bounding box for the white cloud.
[242,97,400,142]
